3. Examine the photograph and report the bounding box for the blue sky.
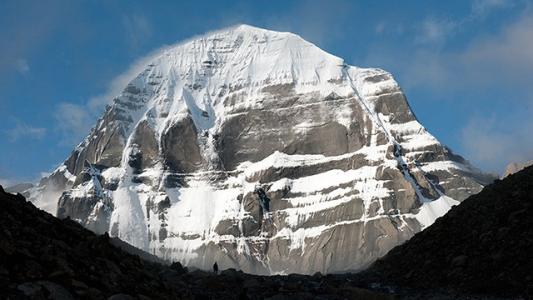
[1,0,532,184]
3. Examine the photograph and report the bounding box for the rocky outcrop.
[366,165,533,298]
[5,182,34,197]
[26,24,493,274]
[502,160,533,178]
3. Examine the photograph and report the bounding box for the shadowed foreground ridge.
[0,185,393,299]
[367,165,533,298]
[2,164,532,299]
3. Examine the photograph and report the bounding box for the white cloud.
[414,13,533,172]
[372,20,405,36]
[472,0,514,17]
[55,33,184,144]
[55,103,94,145]
[122,14,153,49]
[54,15,352,144]
[6,120,46,142]
[364,10,533,173]
[375,21,387,34]
[53,38,183,145]
[461,113,533,173]
[372,12,533,91]
[414,0,514,46]
[415,18,457,45]
[460,13,533,84]
[263,0,354,47]
[0,178,14,188]
[85,46,164,113]
[15,58,30,74]
[0,1,78,78]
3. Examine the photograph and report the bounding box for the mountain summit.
[28,24,492,274]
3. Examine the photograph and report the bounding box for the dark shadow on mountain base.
[362,165,533,299]
[1,166,531,299]
[0,185,393,299]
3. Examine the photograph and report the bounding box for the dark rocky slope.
[2,163,531,299]
[366,165,533,298]
[0,185,394,299]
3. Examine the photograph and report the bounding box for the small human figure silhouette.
[213,262,219,274]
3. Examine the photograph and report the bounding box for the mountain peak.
[28,25,492,275]
[195,23,302,44]
[144,23,345,93]
[231,23,288,34]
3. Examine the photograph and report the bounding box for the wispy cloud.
[415,18,458,45]
[423,12,533,172]
[0,0,77,78]
[15,58,30,74]
[54,103,94,145]
[365,5,533,173]
[262,0,354,47]
[0,177,14,188]
[457,11,533,171]
[5,119,46,142]
[414,0,515,46]
[55,1,354,145]
[122,14,153,49]
[374,20,406,35]
[472,0,514,17]
[460,13,533,85]
[368,10,533,91]
[461,112,533,173]
[54,43,172,145]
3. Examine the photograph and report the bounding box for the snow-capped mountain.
[28,24,493,274]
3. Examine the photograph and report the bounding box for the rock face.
[366,165,533,298]
[502,160,533,178]
[27,25,492,274]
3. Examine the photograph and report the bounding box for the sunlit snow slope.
[28,25,493,274]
